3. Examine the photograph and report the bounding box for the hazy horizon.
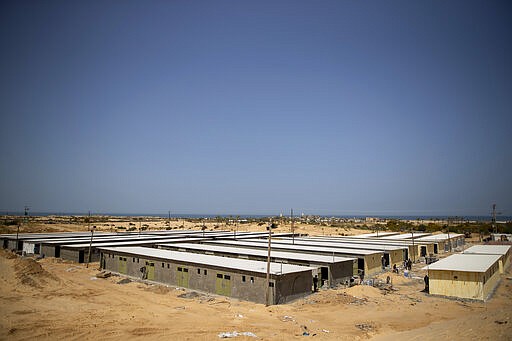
[1,1,511,216]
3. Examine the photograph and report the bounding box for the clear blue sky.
[1,1,511,216]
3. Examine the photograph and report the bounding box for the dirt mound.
[374,272,416,286]
[13,257,59,288]
[0,249,18,259]
[343,285,383,299]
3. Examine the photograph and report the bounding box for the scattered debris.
[95,271,111,278]
[117,278,131,285]
[199,296,216,304]
[218,331,257,338]
[495,320,508,325]
[300,325,310,336]
[178,291,201,299]
[322,329,330,333]
[89,277,98,281]
[174,306,186,310]
[355,322,375,332]
[236,314,244,318]
[281,315,295,322]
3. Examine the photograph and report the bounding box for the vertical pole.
[265,220,272,306]
[411,229,415,263]
[15,224,20,252]
[168,210,171,230]
[291,208,294,244]
[86,212,95,268]
[447,226,451,252]
[492,204,497,234]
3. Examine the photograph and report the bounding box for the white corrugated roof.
[271,238,407,251]
[206,240,383,256]
[308,236,433,246]
[98,246,312,275]
[158,243,355,264]
[422,254,501,272]
[463,245,511,256]
[349,232,401,238]
[380,233,432,240]
[62,238,208,248]
[416,233,464,241]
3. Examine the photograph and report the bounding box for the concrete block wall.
[100,251,312,304]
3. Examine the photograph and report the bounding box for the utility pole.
[168,210,171,229]
[265,219,272,306]
[411,229,415,263]
[24,206,30,224]
[235,216,239,240]
[291,208,294,244]
[86,211,95,268]
[15,224,20,252]
[492,204,497,234]
[445,224,451,252]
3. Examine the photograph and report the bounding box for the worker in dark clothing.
[381,256,386,269]
[424,274,429,293]
[313,275,319,292]
[392,264,398,274]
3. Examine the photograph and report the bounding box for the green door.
[177,267,189,288]
[181,268,189,288]
[118,257,127,274]
[216,273,223,294]
[222,274,231,296]
[215,273,231,296]
[146,261,155,280]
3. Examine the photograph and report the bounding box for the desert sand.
[0,222,511,340]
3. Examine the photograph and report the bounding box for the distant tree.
[417,224,427,232]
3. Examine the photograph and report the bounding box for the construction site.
[0,217,511,340]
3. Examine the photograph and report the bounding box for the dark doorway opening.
[320,267,329,286]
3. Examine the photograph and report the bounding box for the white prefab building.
[491,234,512,242]
[417,233,465,252]
[463,245,511,273]
[424,253,502,301]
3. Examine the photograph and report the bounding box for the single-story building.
[203,239,384,277]
[99,246,313,305]
[491,233,512,242]
[417,233,465,253]
[322,235,437,258]
[423,253,502,301]
[271,237,405,269]
[463,245,511,273]
[158,242,356,287]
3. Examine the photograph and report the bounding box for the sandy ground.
[1,224,511,340]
